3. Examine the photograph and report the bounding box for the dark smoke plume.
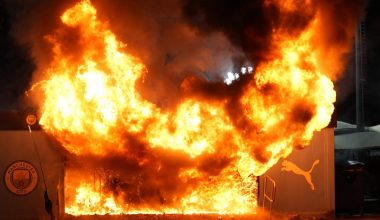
[1,0,365,107]
[0,3,35,109]
[181,0,314,63]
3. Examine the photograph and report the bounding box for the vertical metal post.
[355,10,367,132]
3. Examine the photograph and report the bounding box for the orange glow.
[33,0,336,216]
[64,168,257,215]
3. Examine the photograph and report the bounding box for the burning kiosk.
[0,0,363,219]
[31,0,334,216]
[0,111,334,219]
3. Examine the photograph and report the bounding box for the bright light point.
[224,78,232,85]
[241,67,247,74]
[224,66,254,85]
[227,72,235,80]
[248,66,253,74]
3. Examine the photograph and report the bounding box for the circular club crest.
[4,161,38,195]
[26,114,37,126]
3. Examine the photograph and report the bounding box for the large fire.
[32,0,336,216]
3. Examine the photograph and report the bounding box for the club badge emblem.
[4,161,38,195]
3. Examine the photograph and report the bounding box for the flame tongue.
[35,0,335,215]
[40,0,156,155]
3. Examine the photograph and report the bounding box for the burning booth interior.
[0,0,368,219]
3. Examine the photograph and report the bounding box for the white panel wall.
[0,131,64,220]
[259,128,335,217]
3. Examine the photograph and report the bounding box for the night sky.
[0,0,379,125]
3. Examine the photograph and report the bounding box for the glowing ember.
[64,168,257,215]
[32,0,337,216]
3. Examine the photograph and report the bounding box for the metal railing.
[261,175,276,220]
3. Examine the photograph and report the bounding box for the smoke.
[89,0,251,109]
[1,0,245,109]
[0,3,35,109]
[181,0,314,63]
[181,0,366,79]
[1,0,365,107]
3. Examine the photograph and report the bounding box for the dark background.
[0,3,35,110]
[334,0,380,126]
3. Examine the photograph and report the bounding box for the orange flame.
[33,0,336,215]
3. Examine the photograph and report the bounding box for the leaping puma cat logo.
[281,160,319,190]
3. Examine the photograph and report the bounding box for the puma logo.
[281,159,320,190]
